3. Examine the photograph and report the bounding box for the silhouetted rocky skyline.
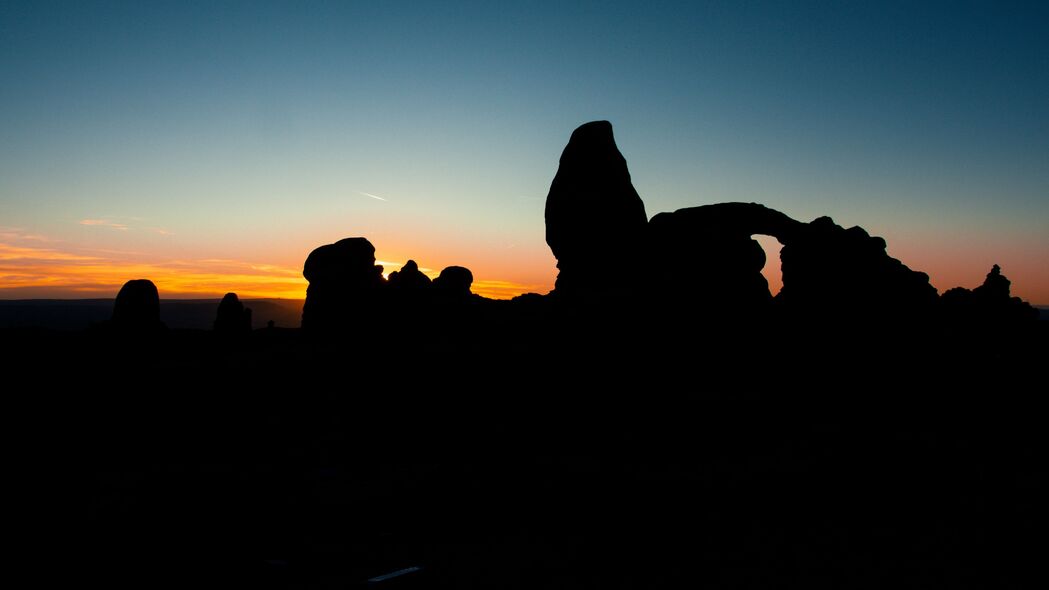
[5,120,1046,589]
[1,121,1042,333]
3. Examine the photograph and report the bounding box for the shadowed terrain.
[0,298,304,331]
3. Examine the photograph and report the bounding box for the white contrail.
[359,191,388,202]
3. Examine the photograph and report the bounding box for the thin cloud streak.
[0,243,101,261]
[0,242,307,299]
[1,237,545,300]
[79,219,129,230]
[79,218,172,235]
[359,191,388,202]
[0,227,50,242]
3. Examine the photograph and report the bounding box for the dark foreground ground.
[6,315,1047,589]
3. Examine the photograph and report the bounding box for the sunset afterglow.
[1,3,1046,305]
[0,238,541,300]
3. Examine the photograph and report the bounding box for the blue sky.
[1,1,1047,300]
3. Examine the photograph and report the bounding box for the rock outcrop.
[776,216,939,317]
[648,203,804,314]
[545,121,648,297]
[301,237,385,330]
[544,121,939,319]
[940,265,1038,322]
[387,260,432,291]
[111,279,164,331]
[214,292,252,333]
[433,266,474,300]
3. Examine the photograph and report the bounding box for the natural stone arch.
[647,203,938,315]
[543,121,938,319]
[645,203,805,313]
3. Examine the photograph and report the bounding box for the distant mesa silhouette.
[545,120,648,298]
[301,237,385,330]
[940,264,1038,322]
[111,279,165,331]
[214,292,252,333]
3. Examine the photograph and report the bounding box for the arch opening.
[754,234,784,297]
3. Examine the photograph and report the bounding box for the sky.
[2,1,1047,303]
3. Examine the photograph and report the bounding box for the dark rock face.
[940,265,1038,322]
[648,203,805,314]
[545,121,648,296]
[974,264,1012,301]
[777,216,939,317]
[388,259,436,312]
[387,260,432,291]
[645,203,936,319]
[112,279,163,330]
[301,237,385,330]
[433,266,474,299]
[214,292,252,333]
[298,237,486,330]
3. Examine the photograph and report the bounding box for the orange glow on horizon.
[2,237,1045,305]
[0,242,544,300]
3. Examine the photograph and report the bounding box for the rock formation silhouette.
[298,236,488,329]
[975,264,1012,301]
[647,203,804,314]
[301,237,385,330]
[387,260,432,291]
[432,266,474,300]
[941,264,1039,322]
[214,292,252,333]
[111,279,164,331]
[776,216,938,317]
[545,120,648,298]
[291,121,1034,332]
[547,121,941,320]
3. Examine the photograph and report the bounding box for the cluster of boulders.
[301,237,478,331]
